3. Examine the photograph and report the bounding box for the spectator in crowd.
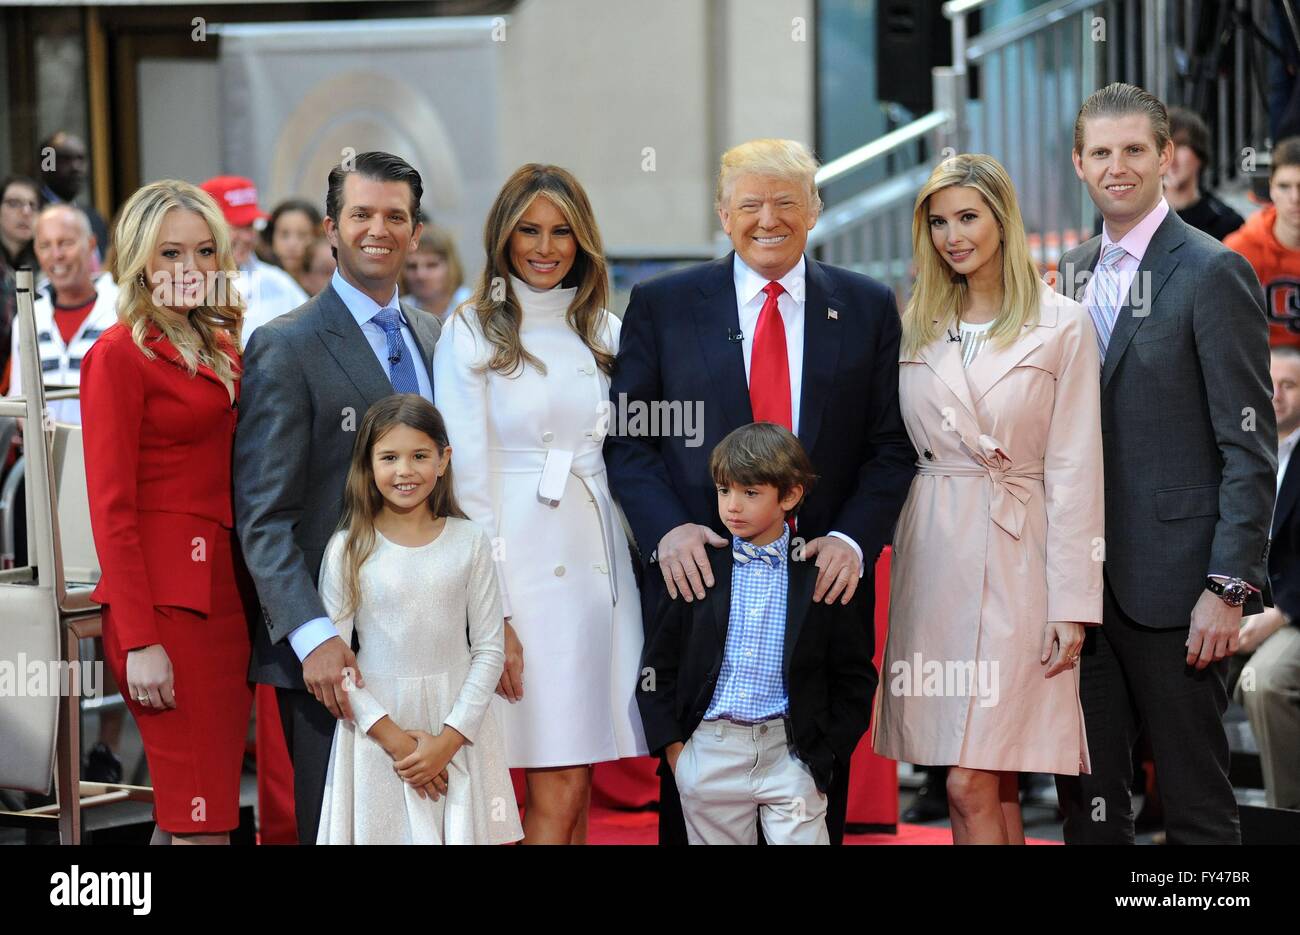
[0,175,42,393]
[5,204,117,425]
[1,175,40,274]
[299,236,336,297]
[1227,137,1300,349]
[5,201,125,780]
[199,176,307,348]
[1229,345,1300,811]
[403,227,470,323]
[37,132,110,262]
[262,198,322,292]
[1164,107,1244,241]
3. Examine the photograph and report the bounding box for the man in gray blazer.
[234,152,439,843]
[1054,84,1276,844]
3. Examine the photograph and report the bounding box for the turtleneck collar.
[509,273,576,319]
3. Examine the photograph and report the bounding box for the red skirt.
[102,529,254,834]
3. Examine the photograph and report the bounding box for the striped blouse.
[958,318,995,368]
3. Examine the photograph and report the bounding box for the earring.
[137,272,147,288]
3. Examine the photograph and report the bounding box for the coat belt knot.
[915,434,1045,540]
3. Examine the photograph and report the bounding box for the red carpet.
[585,806,1061,845]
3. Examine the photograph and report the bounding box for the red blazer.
[81,322,241,650]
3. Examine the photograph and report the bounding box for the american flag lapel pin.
[828,308,839,320]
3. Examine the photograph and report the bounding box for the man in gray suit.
[234,152,439,843]
[1054,84,1276,844]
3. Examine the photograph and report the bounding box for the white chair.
[0,269,151,843]
[51,423,100,588]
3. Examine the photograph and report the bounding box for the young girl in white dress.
[315,394,523,845]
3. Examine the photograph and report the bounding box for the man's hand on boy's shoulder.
[656,522,729,602]
[802,536,861,604]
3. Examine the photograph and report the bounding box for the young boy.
[636,422,878,845]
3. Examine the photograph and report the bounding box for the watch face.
[1224,583,1248,607]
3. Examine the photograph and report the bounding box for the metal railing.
[814,0,1277,291]
[809,108,956,293]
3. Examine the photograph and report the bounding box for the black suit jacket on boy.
[636,545,878,793]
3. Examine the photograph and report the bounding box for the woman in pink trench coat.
[873,155,1104,844]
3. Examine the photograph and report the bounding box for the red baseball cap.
[199,176,269,228]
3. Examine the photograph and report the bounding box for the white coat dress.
[432,276,648,768]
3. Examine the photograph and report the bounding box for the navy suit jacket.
[605,252,916,624]
[1270,447,1300,624]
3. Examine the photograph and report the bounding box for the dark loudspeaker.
[876,0,954,114]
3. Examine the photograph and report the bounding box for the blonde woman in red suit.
[81,180,253,844]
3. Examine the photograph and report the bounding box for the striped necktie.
[733,538,784,568]
[1088,243,1129,362]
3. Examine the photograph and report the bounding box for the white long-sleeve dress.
[432,276,648,768]
[315,518,523,844]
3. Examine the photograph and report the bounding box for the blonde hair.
[902,154,1042,357]
[404,226,465,295]
[715,138,823,214]
[464,164,612,377]
[1074,82,1171,155]
[112,180,243,389]
[334,395,467,622]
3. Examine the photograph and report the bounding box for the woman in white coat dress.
[432,164,647,844]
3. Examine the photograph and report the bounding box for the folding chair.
[0,268,152,843]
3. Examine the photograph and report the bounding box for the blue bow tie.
[733,538,784,568]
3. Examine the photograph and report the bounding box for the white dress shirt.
[236,256,308,348]
[732,253,863,573]
[6,271,118,425]
[1080,197,1170,313]
[287,269,434,662]
[734,253,806,435]
[329,270,434,402]
[1279,427,1300,496]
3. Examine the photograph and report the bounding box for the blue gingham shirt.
[704,527,790,722]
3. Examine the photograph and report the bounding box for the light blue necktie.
[1088,243,1129,362]
[733,539,784,568]
[372,308,421,395]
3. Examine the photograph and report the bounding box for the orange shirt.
[1225,205,1300,349]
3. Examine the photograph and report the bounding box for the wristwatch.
[1205,576,1251,608]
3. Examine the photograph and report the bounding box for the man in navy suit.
[605,138,916,844]
[1230,346,1300,811]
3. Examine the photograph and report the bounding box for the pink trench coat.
[873,284,1104,775]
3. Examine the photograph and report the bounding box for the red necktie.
[749,281,792,430]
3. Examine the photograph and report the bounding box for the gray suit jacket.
[234,284,441,688]
[1056,208,1276,627]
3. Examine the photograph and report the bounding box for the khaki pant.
[1234,625,1300,810]
[674,717,829,845]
